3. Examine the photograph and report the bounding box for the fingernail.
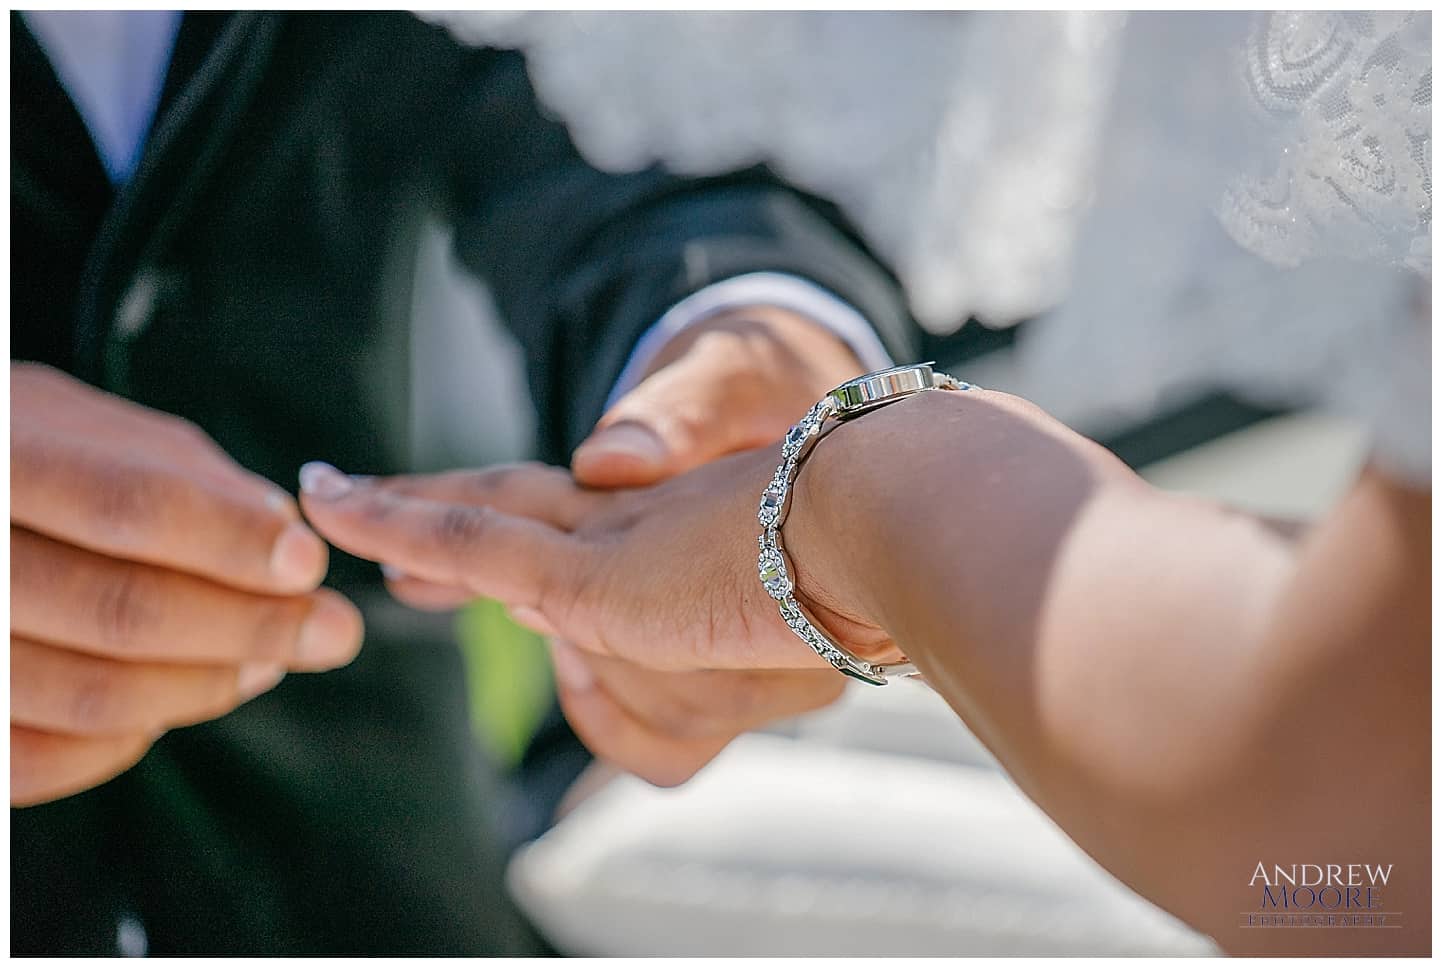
[380,563,406,581]
[296,593,364,669]
[270,521,327,590]
[576,423,666,469]
[298,461,353,501]
[509,605,557,636]
[237,663,285,701]
[549,640,594,692]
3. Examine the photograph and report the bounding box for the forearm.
[791,388,1428,950]
[796,387,1287,776]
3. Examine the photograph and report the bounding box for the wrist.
[780,410,904,666]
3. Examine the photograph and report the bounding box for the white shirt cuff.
[606,272,895,409]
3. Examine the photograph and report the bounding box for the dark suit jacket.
[10,11,916,955]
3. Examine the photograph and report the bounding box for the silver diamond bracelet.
[756,363,973,686]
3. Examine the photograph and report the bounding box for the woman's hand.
[298,454,859,785]
[297,451,892,674]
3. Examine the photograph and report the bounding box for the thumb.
[572,355,760,488]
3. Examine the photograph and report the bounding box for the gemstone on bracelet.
[782,419,814,457]
[758,547,791,599]
[758,485,785,526]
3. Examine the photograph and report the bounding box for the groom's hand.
[10,364,364,806]
[545,640,843,788]
[570,306,868,488]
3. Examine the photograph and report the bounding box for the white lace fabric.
[426,10,1431,486]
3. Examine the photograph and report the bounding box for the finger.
[382,567,477,612]
[508,605,558,637]
[299,463,586,612]
[550,641,728,788]
[571,309,862,489]
[11,725,153,807]
[571,352,756,488]
[11,636,284,736]
[349,464,606,611]
[11,428,327,594]
[582,653,844,742]
[12,364,281,498]
[11,528,363,670]
[364,462,610,532]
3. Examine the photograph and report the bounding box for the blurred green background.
[456,598,554,768]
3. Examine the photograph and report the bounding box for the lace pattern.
[1219,12,1431,275]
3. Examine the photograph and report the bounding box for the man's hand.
[571,305,870,487]
[10,364,364,806]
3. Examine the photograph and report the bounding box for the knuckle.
[89,464,169,545]
[470,464,520,495]
[67,666,128,733]
[248,597,310,663]
[93,567,159,653]
[166,415,208,444]
[217,502,278,561]
[658,410,707,450]
[164,417,219,455]
[434,503,493,552]
[519,461,568,488]
[354,488,398,523]
[470,462,551,502]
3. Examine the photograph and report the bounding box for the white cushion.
[508,706,1216,956]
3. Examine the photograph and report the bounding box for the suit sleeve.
[442,50,918,463]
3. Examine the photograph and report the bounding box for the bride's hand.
[297,450,896,674]
[298,451,874,784]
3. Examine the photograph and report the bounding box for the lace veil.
[427,11,1431,486]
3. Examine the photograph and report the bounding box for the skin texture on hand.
[10,363,364,806]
